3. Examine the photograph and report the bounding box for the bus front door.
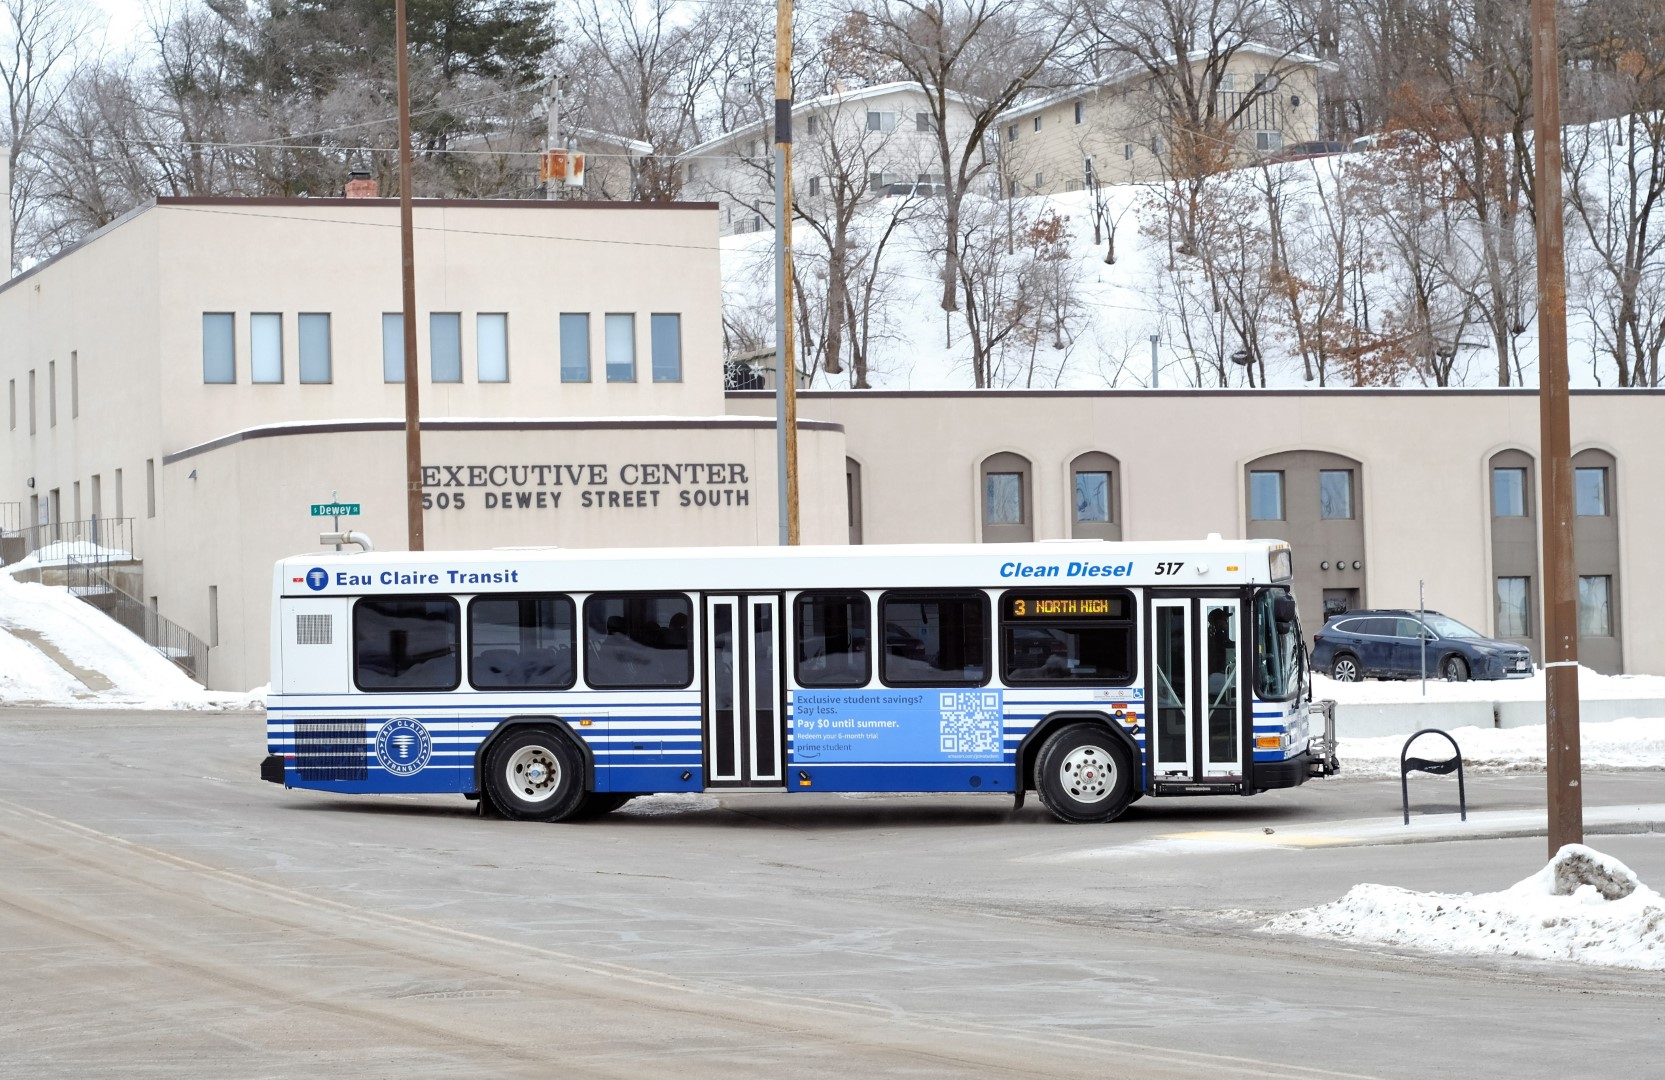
[703,594,785,788]
[1148,593,1245,784]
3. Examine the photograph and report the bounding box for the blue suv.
[1311,609,1534,682]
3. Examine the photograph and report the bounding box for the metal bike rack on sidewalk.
[1401,727,1467,825]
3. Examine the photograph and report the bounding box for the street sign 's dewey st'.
[310,503,360,517]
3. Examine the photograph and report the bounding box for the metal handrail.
[61,555,209,686]
[2,517,136,567]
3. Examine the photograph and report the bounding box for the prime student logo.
[375,717,432,776]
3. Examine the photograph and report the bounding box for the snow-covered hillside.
[0,570,260,709]
[723,121,1663,391]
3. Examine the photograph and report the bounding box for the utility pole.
[544,77,562,201]
[1149,334,1159,388]
[1531,0,1581,853]
[395,0,424,551]
[773,0,800,545]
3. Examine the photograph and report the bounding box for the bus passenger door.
[703,594,785,788]
[1147,593,1245,783]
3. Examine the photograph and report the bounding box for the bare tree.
[1,0,94,269]
[564,0,732,200]
[858,0,1069,312]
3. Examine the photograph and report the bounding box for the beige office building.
[2,197,1660,689]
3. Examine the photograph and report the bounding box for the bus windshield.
[1253,588,1302,700]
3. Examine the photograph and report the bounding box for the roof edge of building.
[163,415,845,466]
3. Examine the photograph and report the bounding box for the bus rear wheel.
[483,727,586,822]
[1035,723,1133,824]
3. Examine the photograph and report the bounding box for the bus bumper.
[260,754,286,785]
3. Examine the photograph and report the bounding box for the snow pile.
[0,570,258,709]
[1337,717,1665,779]
[1263,845,1665,970]
[4,539,134,572]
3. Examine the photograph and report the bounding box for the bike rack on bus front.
[1400,728,1466,825]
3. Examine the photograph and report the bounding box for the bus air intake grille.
[293,718,368,781]
[296,613,333,645]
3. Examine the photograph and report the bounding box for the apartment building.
[679,82,980,235]
[996,44,1332,196]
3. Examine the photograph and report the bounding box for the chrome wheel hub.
[1059,745,1114,804]
[507,745,560,803]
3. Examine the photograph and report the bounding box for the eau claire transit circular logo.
[375,717,432,776]
[304,567,329,591]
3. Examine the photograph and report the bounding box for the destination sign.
[1005,594,1129,620]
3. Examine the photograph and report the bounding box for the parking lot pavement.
[2,708,1663,1080]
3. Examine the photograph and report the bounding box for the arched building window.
[1068,451,1121,540]
[1244,450,1364,633]
[1488,448,1539,658]
[980,451,1033,543]
[1572,448,1621,673]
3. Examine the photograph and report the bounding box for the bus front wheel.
[483,727,586,822]
[1035,723,1133,824]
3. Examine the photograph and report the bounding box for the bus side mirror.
[1272,595,1297,626]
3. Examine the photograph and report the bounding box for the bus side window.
[584,593,694,689]
[354,596,461,692]
[879,591,988,687]
[795,590,871,688]
[469,595,576,690]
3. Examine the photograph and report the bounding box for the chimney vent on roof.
[345,168,376,198]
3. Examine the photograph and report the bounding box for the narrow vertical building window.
[382,313,405,382]
[560,314,591,382]
[48,360,56,426]
[1492,467,1527,516]
[1495,577,1531,638]
[605,313,636,382]
[71,352,78,418]
[1574,467,1609,516]
[146,458,156,519]
[298,314,332,383]
[650,314,681,382]
[1319,469,1354,519]
[985,473,1023,525]
[430,313,462,382]
[209,585,220,647]
[202,313,235,383]
[476,313,509,382]
[1248,470,1284,520]
[1074,471,1111,522]
[1578,576,1612,637]
[28,369,36,434]
[114,468,124,518]
[251,312,283,383]
[8,377,14,430]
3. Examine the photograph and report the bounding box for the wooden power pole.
[395,0,425,551]
[1530,0,1581,853]
[773,0,800,545]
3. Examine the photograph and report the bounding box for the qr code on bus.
[938,691,1003,755]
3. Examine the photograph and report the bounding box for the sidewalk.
[1156,802,1665,851]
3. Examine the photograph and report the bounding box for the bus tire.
[482,726,586,822]
[1035,723,1133,824]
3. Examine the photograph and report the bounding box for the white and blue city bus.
[261,538,1339,823]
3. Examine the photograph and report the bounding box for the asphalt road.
[2,707,1662,1079]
